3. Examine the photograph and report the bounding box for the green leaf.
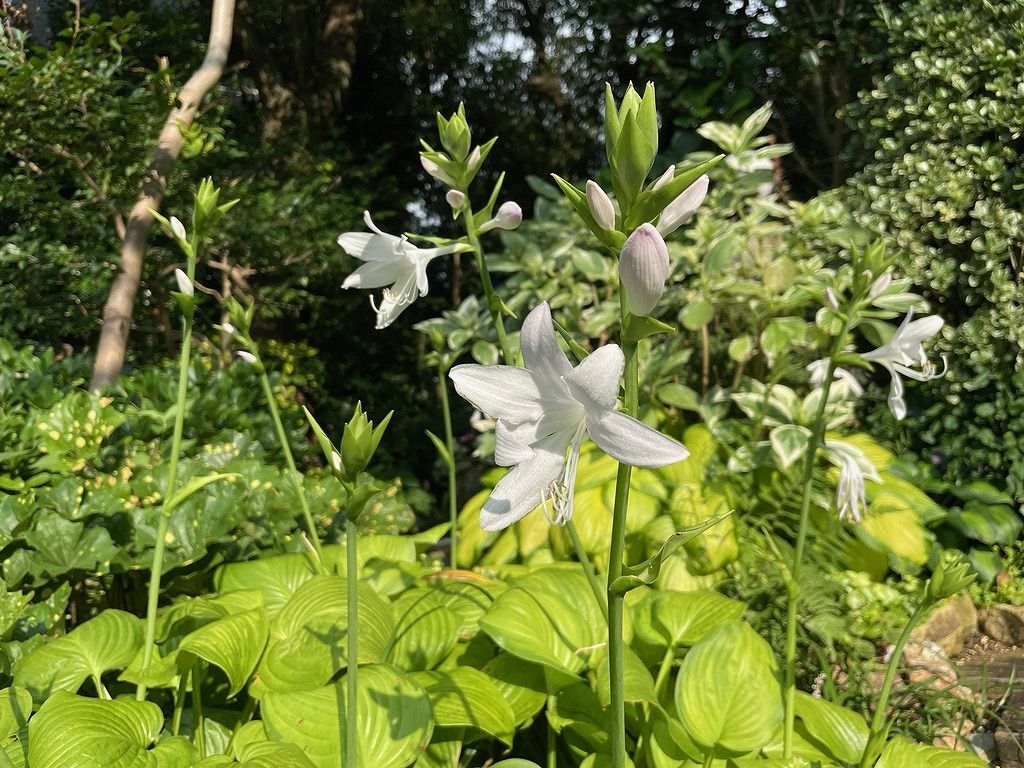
[681,301,714,330]
[622,314,675,342]
[216,553,318,617]
[794,691,868,764]
[657,383,700,412]
[196,740,318,768]
[632,589,746,649]
[386,588,461,671]
[15,609,143,703]
[482,653,547,725]
[424,430,453,469]
[674,620,783,752]
[948,502,1022,546]
[178,608,269,696]
[593,644,656,707]
[0,689,29,742]
[857,493,933,570]
[769,425,811,471]
[411,667,516,745]
[256,575,395,693]
[164,472,238,517]
[480,566,604,677]
[27,691,163,768]
[261,664,433,768]
[875,736,986,767]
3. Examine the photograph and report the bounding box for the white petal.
[342,259,409,290]
[494,421,537,467]
[619,224,669,315]
[170,216,187,240]
[887,372,906,420]
[338,232,402,262]
[519,303,572,388]
[565,345,623,411]
[586,410,689,467]
[450,365,544,423]
[586,181,616,231]
[174,268,193,297]
[479,444,565,531]
[656,174,709,237]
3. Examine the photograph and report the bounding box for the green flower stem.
[608,304,640,768]
[564,519,608,620]
[193,661,206,759]
[782,325,848,757]
[345,515,359,768]
[438,369,459,569]
[653,643,676,700]
[171,668,189,735]
[137,310,194,701]
[257,363,324,570]
[460,199,514,364]
[859,601,929,768]
[546,702,558,768]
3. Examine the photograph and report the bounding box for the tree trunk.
[89,0,236,390]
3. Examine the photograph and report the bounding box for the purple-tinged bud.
[619,223,670,315]
[174,268,193,297]
[446,189,466,210]
[656,174,709,237]
[585,181,616,231]
[480,201,522,233]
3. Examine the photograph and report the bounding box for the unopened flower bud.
[330,450,343,475]
[586,181,616,231]
[420,155,458,187]
[869,272,893,299]
[236,351,257,365]
[656,174,709,237]
[170,216,187,241]
[221,322,238,336]
[824,287,840,311]
[446,189,466,210]
[174,268,193,297]
[619,223,670,316]
[480,201,522,233]
[651,165,675,192]
[466,146,483,175]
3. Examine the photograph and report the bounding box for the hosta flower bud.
[585,181,616,231]
[446,189,466,210]
[651,164,675,192]
[174,268,193,297]
[466,146,483,175]
[420,155,458,187]
[221,322,238,336]
[824,287,840,311]
[869,271,892,299]
[170,216,187,241]
[480,201,522,233]
[236,351,257,365]
[656,174,709,237]
[619,223,670,316]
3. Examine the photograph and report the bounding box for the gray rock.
[911,594,978,656]
[980,604,1024,647]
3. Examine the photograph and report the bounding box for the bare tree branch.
[90,0,236,390]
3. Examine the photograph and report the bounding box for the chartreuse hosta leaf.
[14,609,142,702]
[631,588,746,650]
[255,575,395,694]
[27,691,165,768]
[385,588,461,671]
[875,737,986,767]
[481,653,546,726]
[178,608,270,696]
[216,553,318,617]
[422,572,502,637]
[194,740,317,767]
[592,645,655,707]
[0,687,31,768]
[793,690,868,764]
[479,565,604,676]
[409,666,516,745]
[674,620,783,753]
[857,491,933,570]
[261,664,432,768]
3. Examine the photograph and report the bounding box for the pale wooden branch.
[90,0,236,390]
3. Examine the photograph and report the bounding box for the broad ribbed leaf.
[256,575,395,693]
[858,493,932,569]
[179,608,269,695]
[482,654,546,725]
[195,741,318,767]
[632,589,746,648]
[0,689,30,741]
[216,554,317,617]
[875,737,986,767]
[480,566,604,676]
[794,690,868,764]
[410,667,516,745]
[15,609,143,702]
[386,589,460,671]
[674,620,782,752]
[261,664,432,768]
[27,691,163,768]
[593,645,656,707]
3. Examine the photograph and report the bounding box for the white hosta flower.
[170,216,187,241]
[479,201,522,233]
[339,211,470,329]
[826,440,880,523]
[862,309,945,420]
[619,223,670,315]
[656,174,709,237]
[806,359,864,397]
[173,268,193,297]
[586,181,616,231]
[449,302,689,531]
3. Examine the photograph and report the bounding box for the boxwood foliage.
[845,0,1024,496]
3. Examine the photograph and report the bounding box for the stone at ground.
[932,717,974,750]
[912,594,978,656]
[995,727,1024,768]
[979,604,1024,647]
[903,639,958,684]
[970,731,996,763]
